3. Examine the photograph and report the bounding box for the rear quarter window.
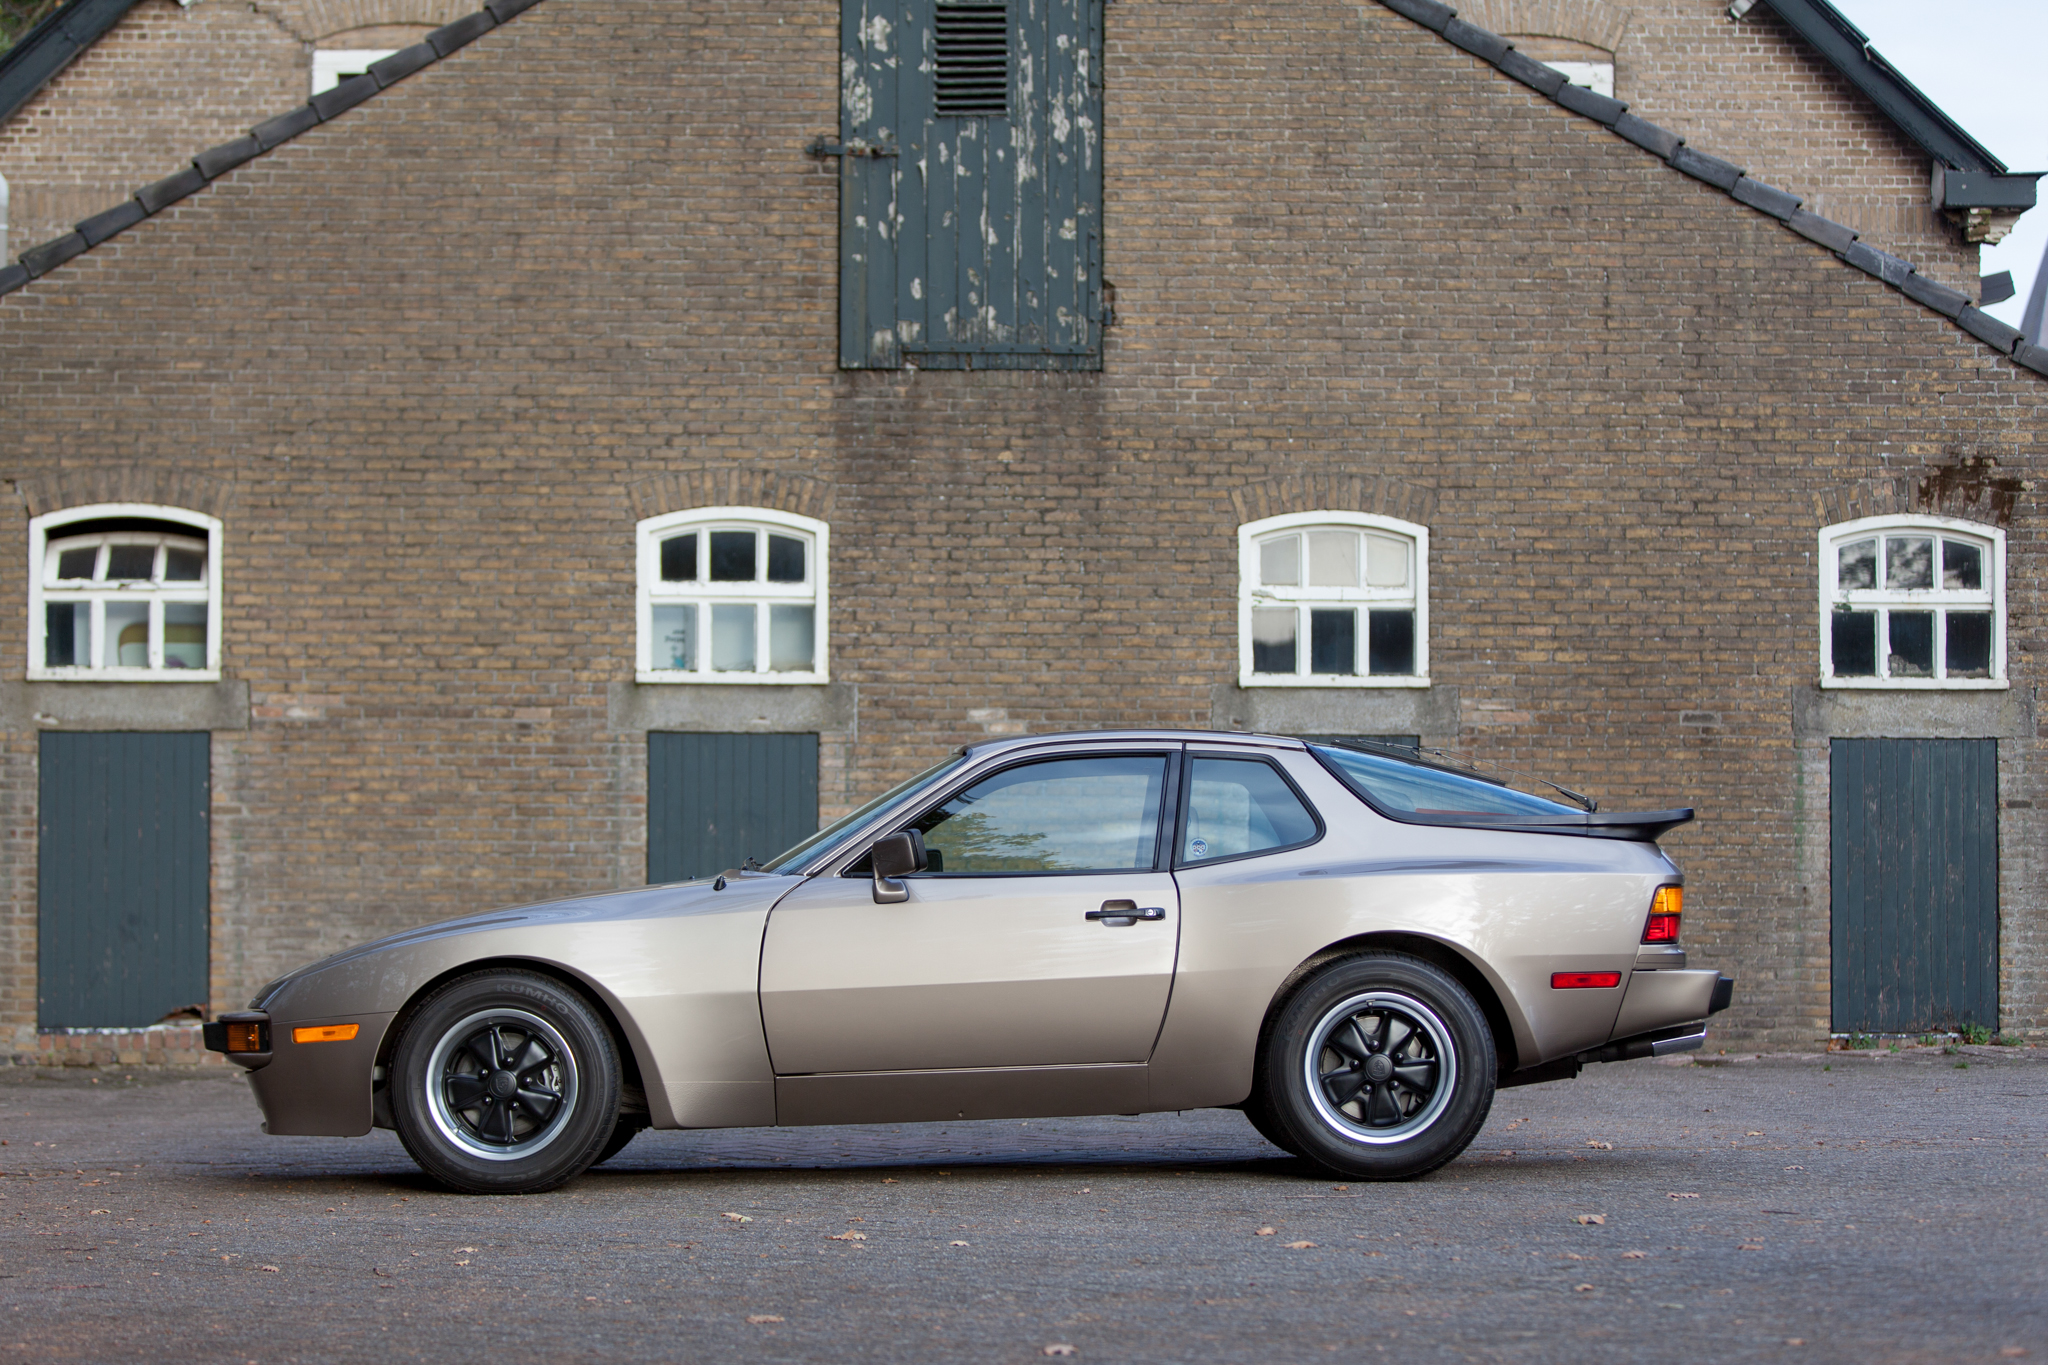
[1312,745,1578,818]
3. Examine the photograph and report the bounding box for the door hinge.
[807,136,899,159]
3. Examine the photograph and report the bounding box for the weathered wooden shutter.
[38,731,210,1028]
[838,0,1103,369]
[1830,738,1999,1033]
[647,733,821,883]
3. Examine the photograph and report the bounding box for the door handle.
[1086,901,1167,925]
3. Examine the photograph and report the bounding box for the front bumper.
[206,1009,393,1136]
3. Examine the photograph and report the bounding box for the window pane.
[163,547,205,582]
[711,603,756,671]
[660,534,698,583]
[1363,533,1408,588]
[107,601,149,667]
[1183,757,1318,863]
[1315,744,1580,817]
[44,603,86,667]
[769,604,815,671]
[1251,607,1296,674]
[1306,530,1358,587]
[709,531,756,582]
[1831,610,1877,677]
[1259,535,1300,588]
[650,605,695,670]
[1367,609,1415,675]
[1888,610,1934,677]
[767,535,806,584]
[1885,536,1932,590]
[1942,539,1983,591]
[1309,608,1356,675]
[163,603,207,669]
[1836,538,1876,591]
[916,755,1166,873]
[55,547,98,581]
[1947,612,1992,677]
[106,544,156,581]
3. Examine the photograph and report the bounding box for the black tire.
[593,1117,648,1167]
[1255,952,1495,1181]
[389,969,621,1195]
[1237,1093,1303,1157]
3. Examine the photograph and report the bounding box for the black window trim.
[840,746,1181,879]
[1170,749,1327,871]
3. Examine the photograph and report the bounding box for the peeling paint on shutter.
[840,0,1102,369]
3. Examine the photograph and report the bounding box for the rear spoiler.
[1381,808,1697,843]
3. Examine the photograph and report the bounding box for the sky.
[1831,0,2048,330]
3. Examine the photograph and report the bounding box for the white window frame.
[28,503,224,683]
[311,49,397,95]
[636,507,830,684]
[1237,511,1429,689]
[1544,60,1613,97]
[1818,514,2005,690]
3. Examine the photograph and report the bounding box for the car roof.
[959,729,1311,761]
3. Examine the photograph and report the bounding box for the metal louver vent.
[934,1,1009,117]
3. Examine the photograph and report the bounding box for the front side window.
[637,509,829,683]
[1820,516,2003,688]
[28,507,222,680]
[1239,513,1428,687]
[910,755,1168,874]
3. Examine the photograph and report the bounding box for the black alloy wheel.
[389,969,621,1195]
[1255,951,1495,1180]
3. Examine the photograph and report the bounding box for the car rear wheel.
[389,970,621,1194]
[1256,952,1495,1181]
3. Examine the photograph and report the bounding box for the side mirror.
[870,829,928,904]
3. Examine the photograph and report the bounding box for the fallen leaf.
[1574,1284,1595,1293]
[1585,1141,1613,1150]
[746,1315,784,1325]
[949,1240,969,1247]
[1284,1241,1317,1249]
[1738,1243,1764,1251]
[1561,1253,1586,1261]
[1668,1192,1701,1200]
[373,1267,392,1278]
[1746,1131,1764,1137]
[882,1178,899,1184]
[1785,1339,1805,1347]
[1043,1347,1078,1358]
[1999,1349,2027,1359]
[1783,1165,1805,1171]
[1332,1185,1349,1192]
[89,1210,110,1216]
[455,1260,470,1266]
[1573,1214,1606,1226]
[721,1213,753,1223]
[1254,1226,1277,1237]
[1621,1251,1648,1259]
[827,1230,867,1242]
[258,1266,280,1274]
[458,1246,477,1253]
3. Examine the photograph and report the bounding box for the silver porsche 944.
[206,731,1730,1194]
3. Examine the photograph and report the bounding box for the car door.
[759,747,1180,1118]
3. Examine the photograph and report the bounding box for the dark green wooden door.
[38,732,210,1028]
[839,0,1103,369]
[1830,738,1998,1033]
[647,733,820,884]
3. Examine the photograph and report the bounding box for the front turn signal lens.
[1643,885,1682,943]
[224,1022,266,1053]
[292,1023,360,1045]
[1552,972,1623,989]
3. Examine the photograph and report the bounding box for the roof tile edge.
[0,1,528,300]
[1373,0,2041,377]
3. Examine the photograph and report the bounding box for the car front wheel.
[389,970,621,1194]
[1257,952,1495,1180]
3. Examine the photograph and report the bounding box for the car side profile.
[206,731,1731,1193]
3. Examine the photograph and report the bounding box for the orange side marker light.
[291,1024,360,1044]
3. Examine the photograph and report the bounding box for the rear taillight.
[1643,885,1682,943]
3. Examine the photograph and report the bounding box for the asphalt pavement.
[1,1046,2043,1364]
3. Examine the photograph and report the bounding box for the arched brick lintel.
[12,465,235,521]
[625,467,837,526]
[1452,0,1630,56]
[259,0,478,42]
[1229,473,1438,530]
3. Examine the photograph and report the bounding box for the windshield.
[761,754,968,871]
[1311,743,1582,818]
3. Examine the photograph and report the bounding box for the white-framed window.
[1820,515,2004,689]
[1544,60,1613,97]
[636,508,829,684]
[311,50,397,95]
[28,504,223,682]
[1238,512,1429,688]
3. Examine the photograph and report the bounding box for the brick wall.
[0,0,2044,1059]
